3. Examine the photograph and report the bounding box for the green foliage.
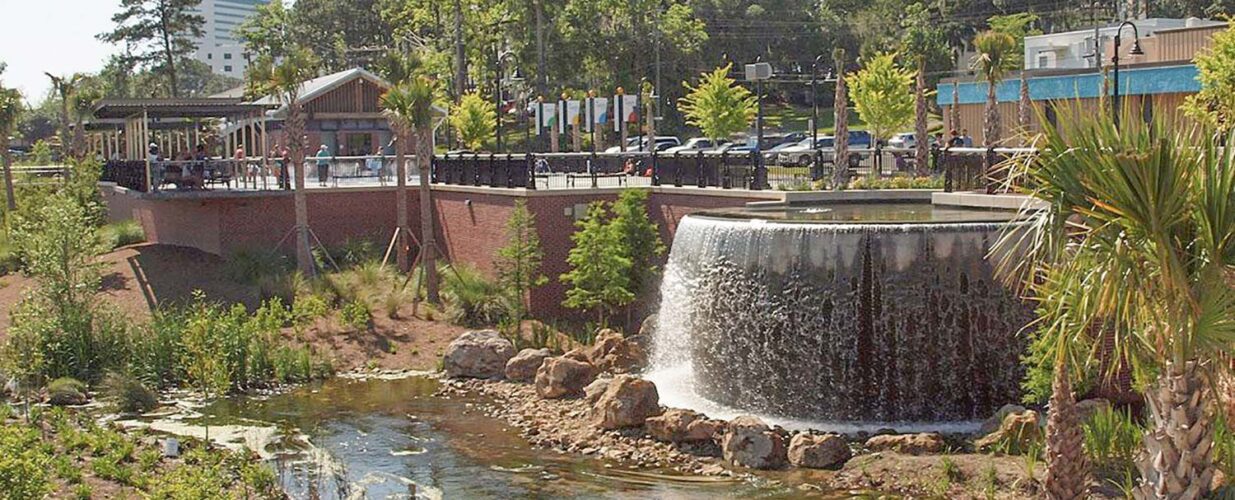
[560,202,634,323]
[495,200,547,320]
[986,13,1041,71]
[1184,22,1235,132]
[340,299,372,330]
[678,64,757,142]
[442,265,511,328]
[609,189,665,304]
[147,446,278,499]
[99,372,158,414]
[291,293,330,328]
[99,219,146,251]
[47,377,88,406]
[98,0,206,97]
[451,91,496,150]
[848,175,943,190]
[0,422,52,498]
[848,53,915,145]
[1082,405,1144,480]
[381,76,440,135]
[224,249,293,284]
[970,30,1019,85]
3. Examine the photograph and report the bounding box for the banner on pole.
[564,100,582,134]
[613,95,639,131]
[589,97,610,130]
[536,103,558,134]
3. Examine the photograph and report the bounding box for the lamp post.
[810,55,828,151]
[1111,21,1144,130]
[746,59,772,189]
[495,49,520,152]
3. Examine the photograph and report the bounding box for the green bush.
[291,293,330,328]
[46,377,88,406]
[99,372,158,414]
[1082,405,1144,480]
[442,265,511,327]
[321,238,381,270]
[340,299,372,330]
[98,220,145,251]
[225,249,292,284]
[849,175,944,190]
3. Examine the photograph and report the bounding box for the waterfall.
[645,212,1033,431]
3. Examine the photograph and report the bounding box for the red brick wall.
[117,186,762,318]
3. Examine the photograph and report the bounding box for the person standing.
[948,129,964,148]
[315,144,331,187]
[961,129,974,148]
[278,146,291,190]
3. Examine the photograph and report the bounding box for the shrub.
[442,265,511,327]
[290,293,329,328]
[225,249,292,284]
[324,238,381,269]
[849,175,943,190]
[47,377,88,406]
[98,220,145,250]
[1082,405,1144,480]
[99,372,158,414]
[382,286,411,319]
[340,300,372,330]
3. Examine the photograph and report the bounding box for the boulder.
[721,416,787,469]
[788,433,852,469]
[563,348,591,363]
[1076,398,1111,422]
[975,410,1043,454]
[442,330,516,379]
[979,404,1028,435]
[864,433,947,455]
[587,329,647,374]
[592,375,661,429]
[584,377,612,405]
[638,314,658,338]
[646,409,723,443]
[534,356,597,399]
[504,348,552,382]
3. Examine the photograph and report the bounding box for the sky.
[0,0,125,104]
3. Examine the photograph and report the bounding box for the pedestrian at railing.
[315,145,331,187]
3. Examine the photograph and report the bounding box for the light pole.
[746,59,772,189]
[1111,21,1144,130]
[495,49,520,152]
[810,55,828,151]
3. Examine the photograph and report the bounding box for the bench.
[566,172,628,188]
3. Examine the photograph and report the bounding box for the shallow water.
[188,376,845,499]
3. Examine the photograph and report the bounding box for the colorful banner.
[589,97,609,131]
[564,100,582,133]
[613,95,639,131]
[536,103,558,134]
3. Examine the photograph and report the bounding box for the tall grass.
[98,220,145,251]
[1082,406,1144,480]
[441,264,512,328]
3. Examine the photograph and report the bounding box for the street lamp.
[495,49,521,152]
[745,58,773,189]
[810,55,834,151]
[1111,20,1144,130]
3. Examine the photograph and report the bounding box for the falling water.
[645,207,1034,429]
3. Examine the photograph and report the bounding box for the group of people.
[941,129,975,148]
[148,142,214,191]
[147,141,398,191]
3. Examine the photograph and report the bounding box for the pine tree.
[560,202,633,324]
[609,189,665,319]
[99,0,206,98]
[495,200,547,320]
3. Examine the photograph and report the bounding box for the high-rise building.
[190,0,271,78]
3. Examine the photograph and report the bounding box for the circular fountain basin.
[646,203,1033,428]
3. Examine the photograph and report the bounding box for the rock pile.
[534,356,597,398]
[645,409,723,443]
[592,375,661,429]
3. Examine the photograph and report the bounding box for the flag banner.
[613,95,639,131]
[565,100,582,132]
[591,97,610,130]
[537,103,558,134]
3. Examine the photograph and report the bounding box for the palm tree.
[249,48,319,275]
[995,107,1235,499]
[381,76,440,304]
[45,73,83,160]
[970,31,1017,148]
[831,48,849,190]
[0,87,21,211]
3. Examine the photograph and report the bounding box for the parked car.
[709,143,754,155]
[887,132,917,149]
[604,136,680,153]
[662,137,726,155]
[776,137,835,166]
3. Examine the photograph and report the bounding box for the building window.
[1037,53,1050,68]
[223,53,233,60]
[224,65,233,73]
[207,53,213,60]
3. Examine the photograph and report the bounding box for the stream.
[146,375,855,499]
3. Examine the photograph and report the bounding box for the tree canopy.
[847,53,915,145]
[677,64,756,142]
[98,0,205,98]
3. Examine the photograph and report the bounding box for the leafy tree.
[381,76,441,302]
[236,0,296,60]
[98,0,205,98]
[560,202,633,324]
[847,52,914,148]
[995,108,1235,499]
[1184,22,1235,133]
[986,13,1040,70]
[451,91,496,150]
[970,30,1018,148]
[495,200,547,320]
[677,64,756,143]
[609,189,664,309]
[0,85,21,210]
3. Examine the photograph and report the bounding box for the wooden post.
[142,109,152,191]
